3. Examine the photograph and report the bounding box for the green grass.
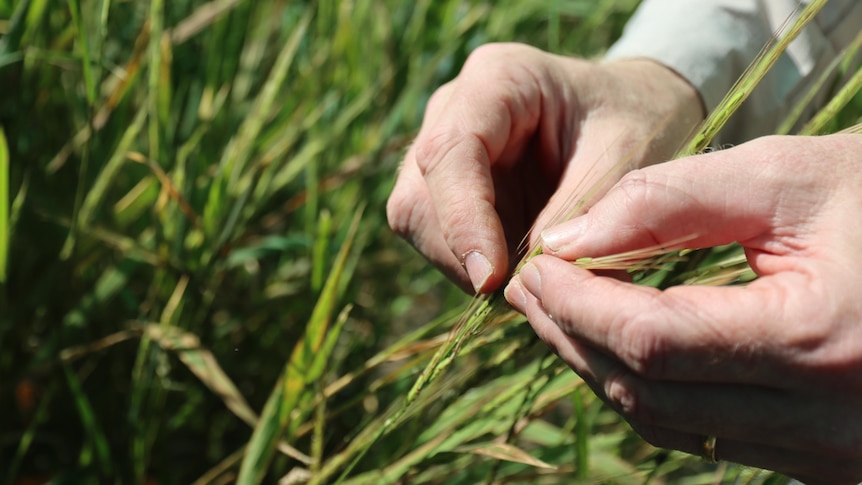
[0,126,8,283]
[1,0,861,484]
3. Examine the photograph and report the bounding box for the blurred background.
[0,1,804,484]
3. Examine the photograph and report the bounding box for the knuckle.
[604,371,654,426]
[771,277,834,355]
[414,130,460,176]
[441,202,484,249]
[460,44,541,115]
[386,185,423,239]
[606,168,690,245]
[607,170,661,234]
[615,312,669,380]
[463,42,532,68]
[422,82,455,122]
[385,193,409,236]
[615,168,650,190]
[784,318,831,357]
[614,169,660,209]
[426,82,452,108]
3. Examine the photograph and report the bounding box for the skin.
[387,41,862,483]
[504,134,862,483]
[386,43,703,293]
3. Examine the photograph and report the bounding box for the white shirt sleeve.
[604,0,862,144]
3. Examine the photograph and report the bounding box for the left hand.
[386,44,703,293]
[504,134,862,484]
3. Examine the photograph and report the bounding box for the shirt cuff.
[603,0,860,144]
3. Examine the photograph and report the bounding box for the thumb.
[539,142,782,260]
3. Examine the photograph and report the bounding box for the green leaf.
[219,6,313,186]
[0,126,7,283]
[237,205,366,485]
[453,442,556,470]
[63,107,147,257]
[67,0,96,105]
[145,324,312,464]
[63,365,113,475]
[800,64,862,135]
[0,0,31,57]
[145,324,256,427]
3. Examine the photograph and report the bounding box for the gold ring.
[702,435,717,463]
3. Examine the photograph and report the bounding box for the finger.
[413,44,547,292]
[508,275,643,420]
[513,281,806,450]
[528,105,681,249]
[538,136,822,265]
[515,285,862,483]
[388,150,475,292]
[527,117,635,248]
[573,349,861,457]
[517,255,825,384]
[528,59,708,250]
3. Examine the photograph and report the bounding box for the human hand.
[504,134,862,484]
[386,43,703,293]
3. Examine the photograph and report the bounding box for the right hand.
[386,43,704,293]
[503,134,862,483]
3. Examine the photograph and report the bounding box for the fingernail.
[519,262,542,300]
[503,279,526,312]
[541,218,586,254]
[464,251,493,293]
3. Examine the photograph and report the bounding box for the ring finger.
[509,280,860,463]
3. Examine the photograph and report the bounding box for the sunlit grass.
[1,0,861,484]
[0,126,7,283]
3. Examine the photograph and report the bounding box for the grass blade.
[678,0,829,156]
[237,205,365,484]
[0,0,31,64]
[0,126,7,283]
[70,107,147,244]
[572,387,589,478]
[777,28,862,134]
[63,365,113,475]
[144,323,313,463]
[217,6,312,185]
[67,0,96,105]
[94,0,111,82]
[237,380,286,485]
[454,442,556,470]
[148,0,164,160]
[3,382,57,485]
[799,64,862,135]
[838,122,862,134]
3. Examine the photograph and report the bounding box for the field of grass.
[1,0,861,484]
